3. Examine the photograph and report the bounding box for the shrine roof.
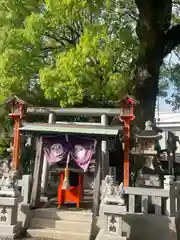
[4,95,30,105]
[115,94,139,105]
[19,122,122,138]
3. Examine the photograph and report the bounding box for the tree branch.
[174,50,180,61]
[66,25,81,38]
[124,10,138,21]
[45,32,62,43]
[172,1,180,4]
[40,46,62,52]
[163,24,180,58]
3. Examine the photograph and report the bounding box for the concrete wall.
[123,214,179,240]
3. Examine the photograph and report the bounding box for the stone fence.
[125,186,179,217]
[99,176,180,240]
[125,175,180,217]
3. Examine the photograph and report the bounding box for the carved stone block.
[0,197,22,239]
[97,204,127,240]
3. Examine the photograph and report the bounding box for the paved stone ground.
[16,235,58,239]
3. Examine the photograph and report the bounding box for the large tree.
[0,0,179,126]
[132,0,180,126]
[0,0,137,106]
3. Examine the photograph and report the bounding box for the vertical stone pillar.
[21,174,32,204]
[101,114,109,179]
[99,204,127,240]
[164,175,174,189]
[164,175,176,216]
[109,167,116,183]
[0,197,22,239]
[41,113,56,193]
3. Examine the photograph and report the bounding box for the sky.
[159,85,174,112]
[159,98,171,111]
[159,53,179,112]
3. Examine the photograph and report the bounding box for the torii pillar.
[118,95,137,187]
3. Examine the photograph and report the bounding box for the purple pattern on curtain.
[43,136,68,165]
[42,136,95,171]
[69,136,95,172]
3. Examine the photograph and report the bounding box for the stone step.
[30,217,91,233]
[33,208,92,222]
[27,228,89,240]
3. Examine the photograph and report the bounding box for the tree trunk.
[134,56,161,128]
[133,0,172,128]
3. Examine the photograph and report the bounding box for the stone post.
[41,113,56,193]
[21,174,32,205]
[98,204,127,240]
[101,114,109,179]
[109,167,116,183]
[164,175,176,216]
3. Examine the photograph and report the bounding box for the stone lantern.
[131,120,163,187]
[5,95,30,119]
[118,95,137,121]
[131,120,162,156]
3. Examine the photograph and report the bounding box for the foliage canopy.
[0,0,138,107]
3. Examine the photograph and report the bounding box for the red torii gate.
[5,94,137,189]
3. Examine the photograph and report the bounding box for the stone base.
[0,221,22,239]
[0,197,21,226]
[0,189,20,198]
[102,204,127,215]
[0,196,22,238]
[98,204,127,240]
[96,229,127,240]
[0,196,21,206]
